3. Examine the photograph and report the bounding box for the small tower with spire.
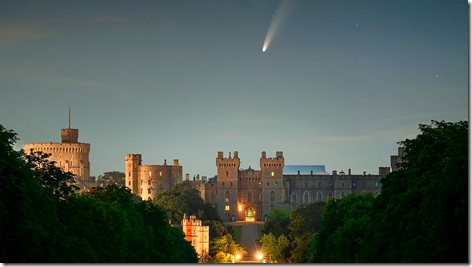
[61,98,79,143]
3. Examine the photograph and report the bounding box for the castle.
[125,155,182,200]
[23,101,92,184]
[182,214,209,258]
[127,149,401,222]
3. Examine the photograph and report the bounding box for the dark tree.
[357,120,468,263]
[96,171,125,187]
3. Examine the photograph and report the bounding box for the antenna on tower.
[69,98,71,129]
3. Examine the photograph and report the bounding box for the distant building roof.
[283,165,328,175]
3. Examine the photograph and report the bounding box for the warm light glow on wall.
[239,205,242,211]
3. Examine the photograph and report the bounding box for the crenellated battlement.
[24,142,90,154]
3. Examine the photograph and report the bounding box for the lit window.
[159,171,162,176]
[353,182,356,187]
[225,205,230,211]
[271,171,274,177]
[225,191,230,202]
[375,182,378,187]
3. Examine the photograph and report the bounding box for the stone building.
[182,214,209,258]
[125,154,182,200]
[191,150,396,222]
[23,121,91,183]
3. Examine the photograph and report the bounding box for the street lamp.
[256,252,264,263]
[236,254,241,262]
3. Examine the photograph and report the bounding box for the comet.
[262,0,299,52]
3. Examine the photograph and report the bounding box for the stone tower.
[23,100,91,183]
[125,154,142,194]
[216,151,240,222]
[260,151,287,220]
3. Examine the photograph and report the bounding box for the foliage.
[260,233,290,263]
[357,120,468,263]
[288,201,326,262]
[305,193,375,263]
[96,171,125,187]
[261,208,290,238]
[153,182,215,224]
[210,234,246,263]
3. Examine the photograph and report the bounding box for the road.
[225,221,264,263]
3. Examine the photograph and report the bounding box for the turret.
[125,154,142,194]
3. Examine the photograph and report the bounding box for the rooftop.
[283,165,328,175]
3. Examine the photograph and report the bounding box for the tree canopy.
[96,171,125,187]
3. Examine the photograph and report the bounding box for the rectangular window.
[319,182,321,187]
[159,171,162,176]
[375,182,378,187]
[275,182,278,186]
[353,182,356,187]
[222,182,225,187]
[271,171,274,177]
[267,182,269,186]
[225,205,230,211]
[230,182,233,187]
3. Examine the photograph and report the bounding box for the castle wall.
[182,214,209,258]
[24,142,91,182]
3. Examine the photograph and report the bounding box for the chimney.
[217,151,223,158]
[297,170,300,175]
[173,159,179,166]
[332,170,337,175]
[276,151,283,158]
[164,159,167,165]
[234,151,239,158]
[363,171,366,176]
[229,152,232,158]
[261,151,266,159]
[310,170,313,175]
[185,173,189,181]
[348,169,351,175]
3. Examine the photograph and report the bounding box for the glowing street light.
[236,254,241,262]
[256,252,264,262]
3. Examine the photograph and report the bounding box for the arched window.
[225,191,230,202]
[340,191,346,198]
[211,192,215,202]
[374,191,379,197]
[328,191,333,200]
[248,192,252,203]
[270,191,275,202]
[317,191,323,202]
[361,191,365,195]
[148,179,151,185]
[303,191,310,204]
[148,188,151,194]
[291,191,296,203]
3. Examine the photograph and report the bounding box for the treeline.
[0,125,197,263]
[153,182,246,263]
[261,121,468,263]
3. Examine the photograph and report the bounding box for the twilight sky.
[0,0,468,178]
